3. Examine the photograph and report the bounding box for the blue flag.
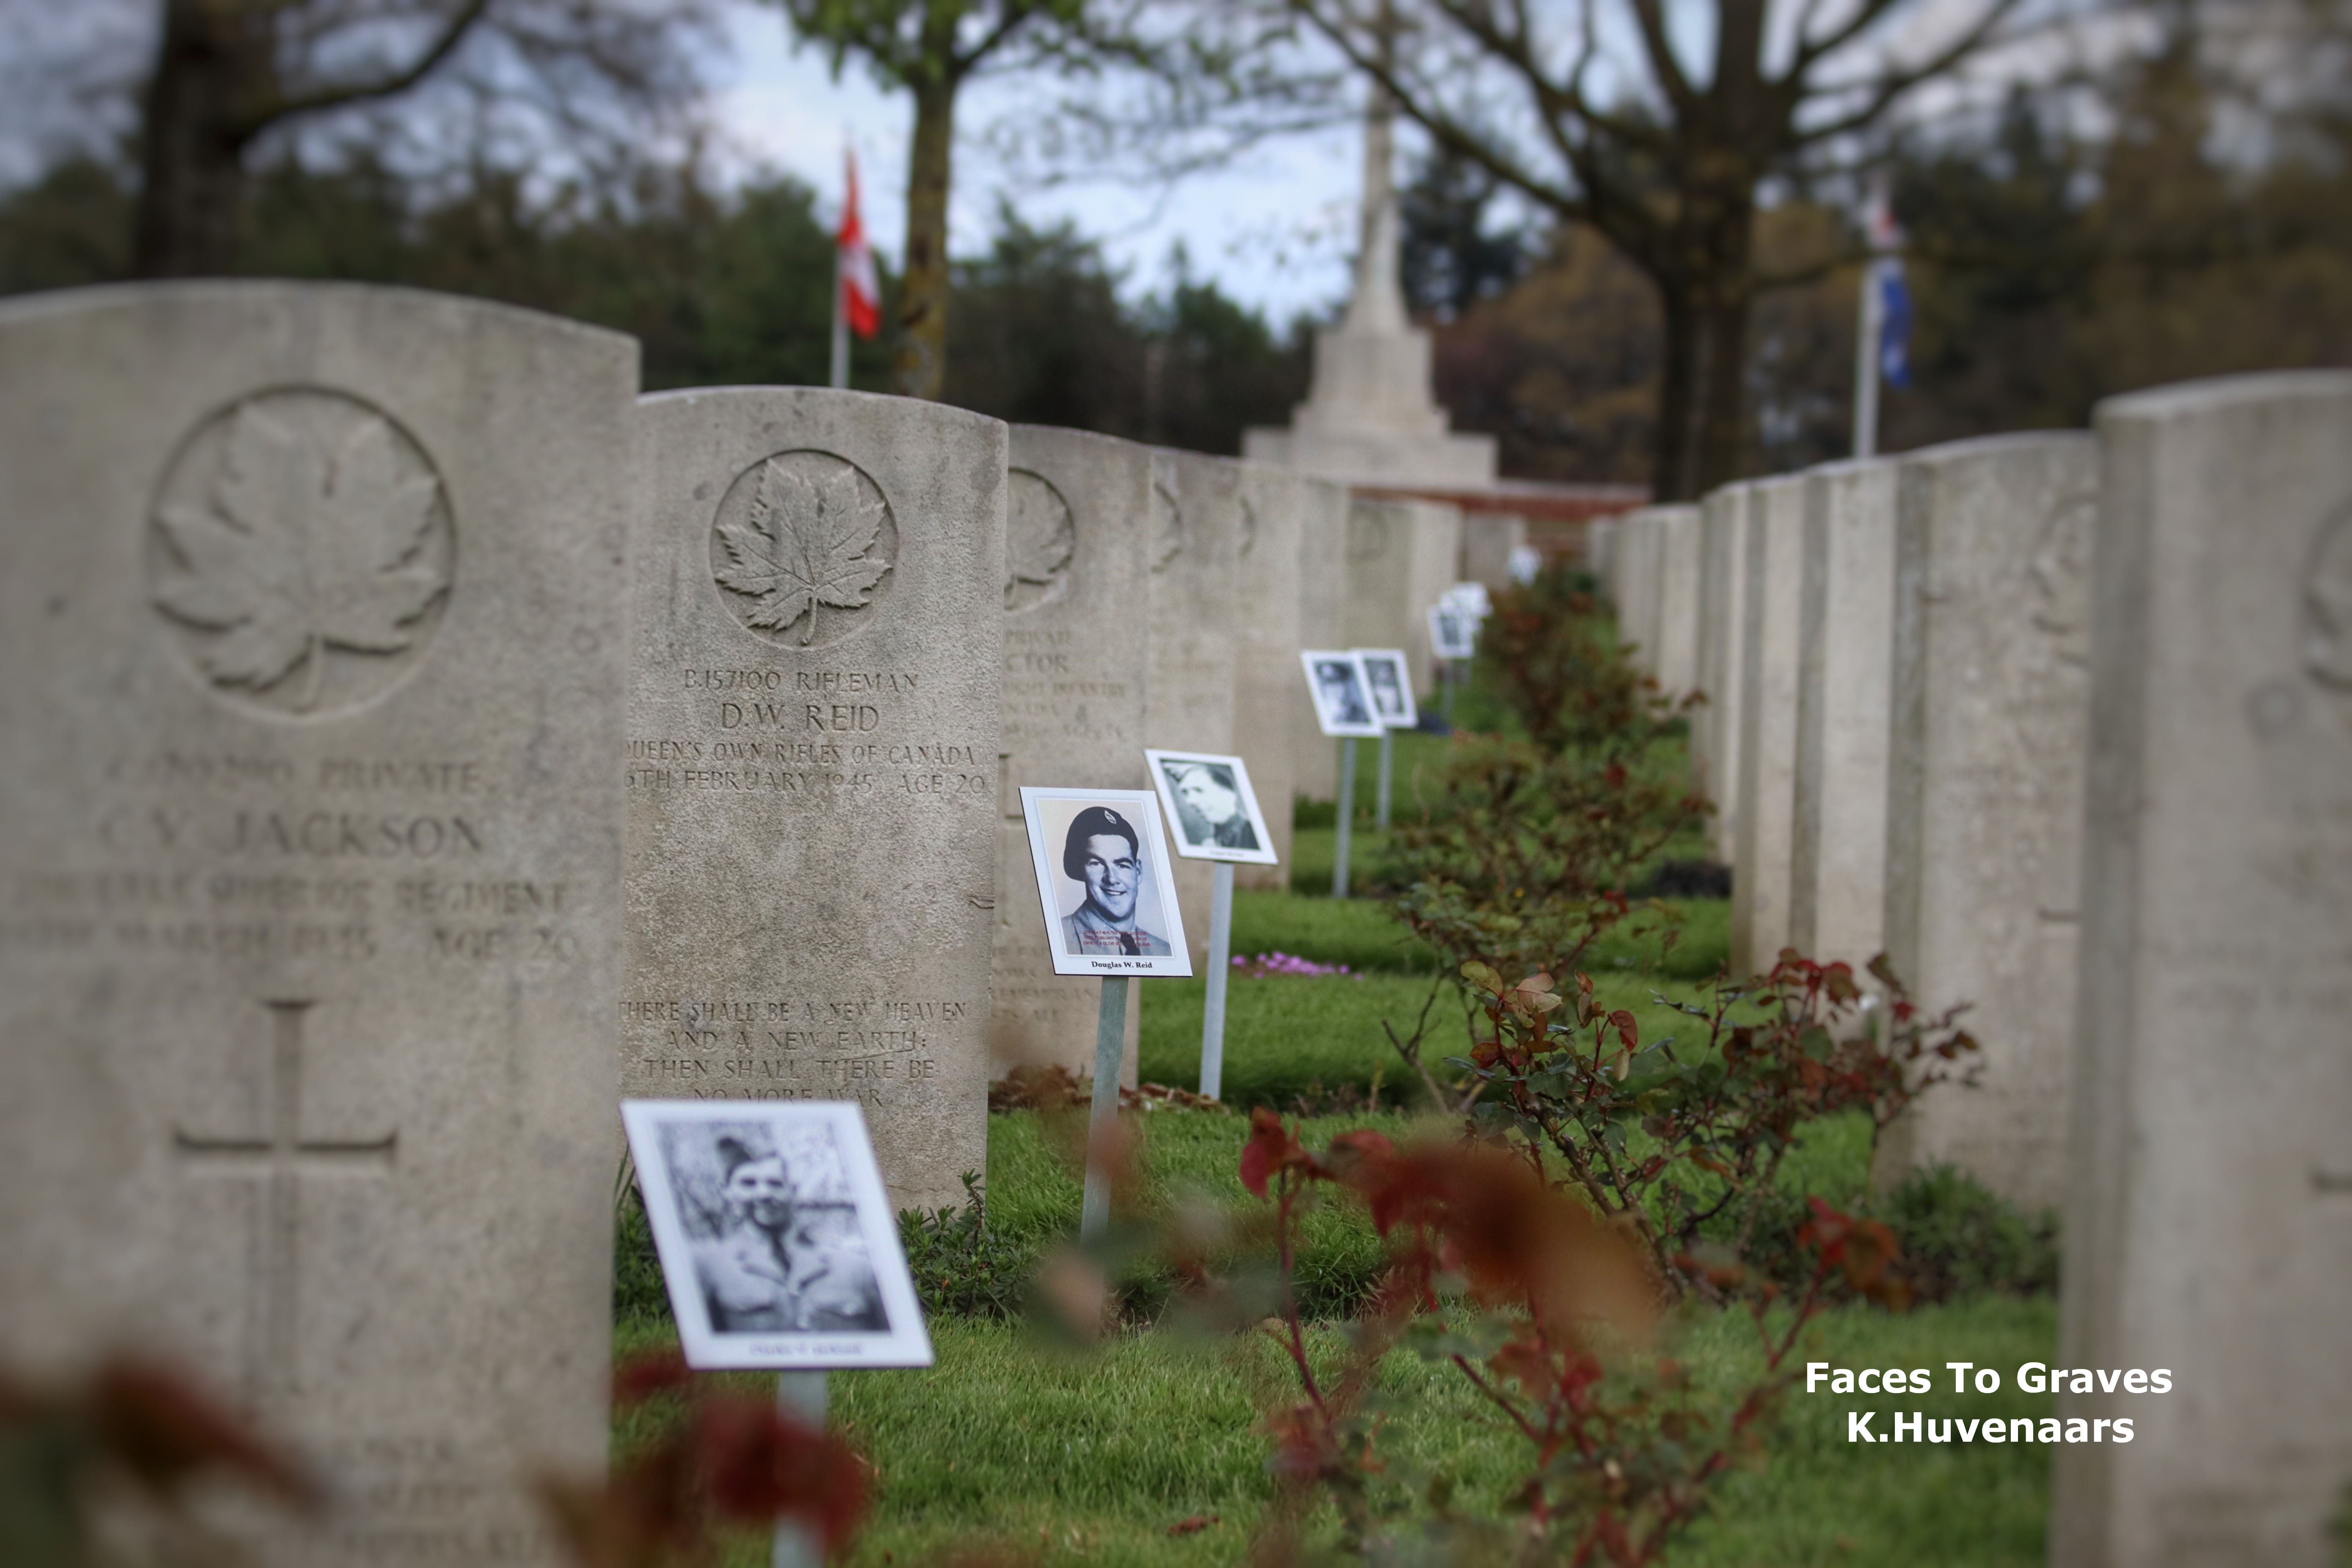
[1878,259,1913,389]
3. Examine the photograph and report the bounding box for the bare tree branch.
[1786,0,1906,78]
[250,0,494,134]
[1790,0,2031,146]
[1625,0,1698,116]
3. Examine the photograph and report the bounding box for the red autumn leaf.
[1239,1107,1307,1198]
[1607,1010,1639,1051]
[612,1350,694,1407]
[694,1396,871,1547]
[1339,1143,1653,1336]
[90,1357,320,1511]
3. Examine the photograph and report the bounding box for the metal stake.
[1199,861,1234,1100]
[1080,975,1129,1241]
[1375,728,1394,828]
[1333,736,1357,899]
[772,1371,828,1568]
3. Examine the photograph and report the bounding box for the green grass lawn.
[1137,886,1728,1110]
[621,1294,2054,1566]
[618,1261,2054,1567]
[616,882,2056,1565]
[615,688,2053,1564]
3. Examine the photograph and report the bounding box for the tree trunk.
[1644,192,1758,501]
[893,75,958,400]
[133,0,276,278]
[1649,285,1753,500]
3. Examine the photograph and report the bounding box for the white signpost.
[1300,651,1383,898]
[1144,751,1279,1101]
[1016,788,1193,1239]
[621,1100,933,1568]
[1355,648,1418,828]
[1430,588,1485,719]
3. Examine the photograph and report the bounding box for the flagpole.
[1853,171,1897,460]
[1852,254,1882,459]
[831,142,853,391]
[829,259,849,391]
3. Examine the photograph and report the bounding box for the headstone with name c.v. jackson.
[0,281,635,1567]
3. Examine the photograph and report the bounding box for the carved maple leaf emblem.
[715,457,892,645]
[152,402,447,712]
[1005,473,1074,607]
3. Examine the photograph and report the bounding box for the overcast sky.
[693,0,2099,325]
[707,6,1367,326]
[0,0,2171,326]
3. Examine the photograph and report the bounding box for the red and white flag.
[836,153,880,340]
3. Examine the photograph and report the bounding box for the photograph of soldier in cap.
[1017,787,1193,977]
[618,1100,936,1370]
[1299,650,1384,737]
[1355,648,1418,729]
[1144,748,1279,866]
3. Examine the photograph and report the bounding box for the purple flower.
[1237,950,1353,978]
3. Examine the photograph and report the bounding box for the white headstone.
[1879,433,2095,1211]
[1789,459,1899,969]
[2052,372,2352,1565]
[1731,476,1805,976]
[1613,512,1655,675]
[1292,478,1351,806]
[1149,451,1242,966]
[1344,497,1461,700]
[988,427,1154,1081]
[1232,462,1306,889]
[0,282,633,1564]
[1650,505,1704,704]
[625,387,1004,1213]
[1587,517,1620,596]
[971,428,1157,1085]
[1696,484,1752,856]
[1458,510,1528,592]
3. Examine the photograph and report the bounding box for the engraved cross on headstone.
[174,999,397,1397]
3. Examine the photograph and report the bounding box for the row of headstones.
[989,430,1466,1088]
[1593,381,2352,1565]
[0,282,1474,1566]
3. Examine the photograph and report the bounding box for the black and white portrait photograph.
[620,1100,933,1370]
[1355,648,1418,729]
[1144,750,1278,865]
[1445,580,1494,619]
[1020,787,1193,977]
[1429,603,1477,660]
[1300,650,1384,738]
